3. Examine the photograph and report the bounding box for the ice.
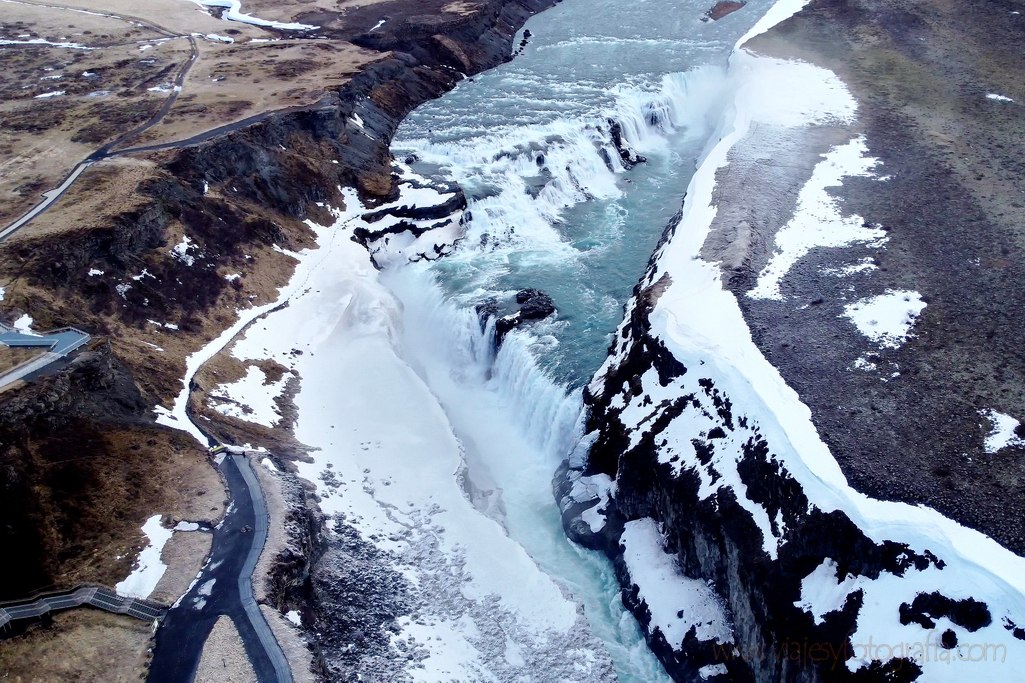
[116,515,172,599]
[748,136,886,300]
[620,519,733,647]
[209,191,611,678]
[842,289,926,349]
[981,409,1025,454]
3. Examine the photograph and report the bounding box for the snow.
[174,521,201,531]
[795,558,860,624]
[842,289,926,349]
[261,457,278,472]
[13,314,35,334]
[588,33,1025,679]
[747,136,886,300]
[34,90,66,99]
[209,364,287,428]
[170,235,198,266]
[116,515,172,599]
[735,0,809,49]
[369,19,386,32]
[986,93,1014,103]
[981,410,1025,454]
[0,38,93,49]
[699,663,728,679]
[285,610,301,626]
[620,519,733,647]
[88,268,104,276]
[197,190,610,678]
[205,33,235,43]
[0,287,4,301]
[191,0,317,31]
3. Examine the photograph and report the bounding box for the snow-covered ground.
[576,4,1025,676]
[204,190,614,679]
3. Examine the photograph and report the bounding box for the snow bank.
[209,364,288,428]
[748,136,885,300]
[981,410,1025,454]
[201,190,610,678]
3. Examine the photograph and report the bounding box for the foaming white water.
[397,66,730,278]
[382,264,671,681]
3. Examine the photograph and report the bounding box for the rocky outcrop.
[489,288,557,344]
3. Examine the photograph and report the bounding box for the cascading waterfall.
[371,0,775,677]
[381,264,670,681]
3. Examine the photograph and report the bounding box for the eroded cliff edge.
[558,0,1025,680]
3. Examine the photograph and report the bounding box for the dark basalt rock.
[607,118,647,170]
[489,288,557,344]
[515,288,556,319]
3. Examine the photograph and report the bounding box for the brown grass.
[0,609,152,682]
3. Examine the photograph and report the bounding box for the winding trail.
[0,0,198,241]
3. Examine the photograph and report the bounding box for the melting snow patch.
[205,33,235,43]
[0,38,93,49]
[986,93,1014,103]
[842,289,925,349]
[0,287,5,301]
[34,90,66,99]
[261,457,278,472]
[170,235,199,265]
[175,521,201,531]
[88,268,104,276]
[981,410,1025,454]
[748,137,885,300]
[116,515,172,599]
[285,609,301,626]
[13,314,35,334]
[620,518,732,647]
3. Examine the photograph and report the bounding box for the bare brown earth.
[0,0,549,679]
[0,346,42,374]
[0,609,152,682]
[194,615,257,683]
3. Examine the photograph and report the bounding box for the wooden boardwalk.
[0,584,163,630]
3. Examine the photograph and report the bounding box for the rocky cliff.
[557,0,1025,679]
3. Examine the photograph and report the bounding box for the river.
[374,0,774,678]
